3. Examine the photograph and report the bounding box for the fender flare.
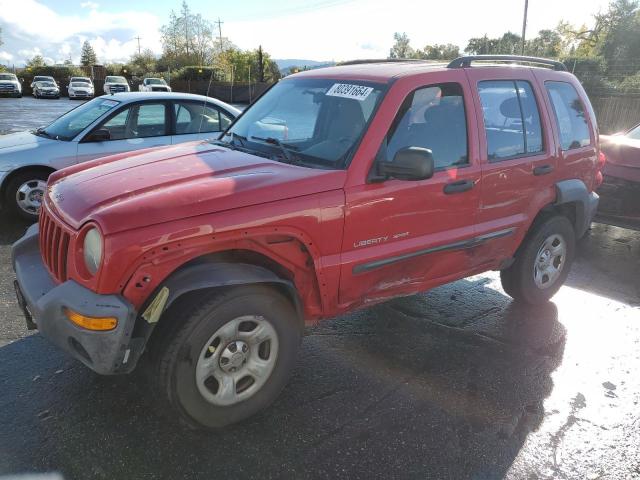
[555,179,599,237]
[160,262,300,314]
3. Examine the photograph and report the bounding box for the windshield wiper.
[250,136,299,163]
[34,127,53,139]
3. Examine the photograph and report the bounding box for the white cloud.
[0,0,162,65]
[0,51,14,62]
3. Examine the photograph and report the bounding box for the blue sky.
[0,0,613,66]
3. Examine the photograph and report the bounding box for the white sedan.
[0,92,240,219]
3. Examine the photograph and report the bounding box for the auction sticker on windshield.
[326,83,373,101]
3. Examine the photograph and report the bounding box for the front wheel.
[150,285,301,429]
[500,215,575,305]
[5,170,50,221]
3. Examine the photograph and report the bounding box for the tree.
[416,43,460,60]
[160,1,215,68]
[526,29,564,57]
[130,48,157,74]
[389,32,414,59]
[0,26,3,48]
[80,40,97,66]
[26,55,46,68]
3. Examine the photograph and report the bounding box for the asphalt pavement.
[0,96,639,479]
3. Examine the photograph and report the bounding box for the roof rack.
[447,55,567,71]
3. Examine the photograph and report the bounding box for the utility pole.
[521,0,529,56]
[135,36,142,55]
[214,18,224,53]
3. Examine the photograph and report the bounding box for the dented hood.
[47,141,346,234]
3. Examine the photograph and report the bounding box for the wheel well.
[539,202,577,231]
[1,166,55,199]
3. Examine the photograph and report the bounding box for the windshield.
[71,82,89,87]
[0,74,16,81]
[626,124,640,140]
[38,98,120,141]
[221,78,384,169]
[39,82,56,87]
[71,78,91,84]
[147,78,166,85]
[34,77,53,82]
[106,76,126,83]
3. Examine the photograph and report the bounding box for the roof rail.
[447,55,567,71]
[337,58,436,66]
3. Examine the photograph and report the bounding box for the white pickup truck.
[139,77,171,92]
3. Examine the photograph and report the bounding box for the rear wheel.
[500,215,575,304]
[5,170,50,221]
[150,285,301,429]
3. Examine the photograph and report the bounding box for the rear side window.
[382,82,468,170]
[478,80,543,161]
[545,81,591,150]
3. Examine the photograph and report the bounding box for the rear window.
[545,81,591,150]
[478,80,543,161]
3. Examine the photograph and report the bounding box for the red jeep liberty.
[12,55,602,429]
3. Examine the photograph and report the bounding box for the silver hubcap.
[195,315,278,406]
[16,179,46,215]
[533,233,566,289]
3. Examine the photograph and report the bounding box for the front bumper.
[12,224,140,374]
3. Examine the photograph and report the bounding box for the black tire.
[500,215,575,305]
[150,285,301,429]
[4,169,50,221]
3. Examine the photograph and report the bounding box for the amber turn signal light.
[64,308,117,331]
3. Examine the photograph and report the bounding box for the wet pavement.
[0,97,88,135]
[0,210,638,479]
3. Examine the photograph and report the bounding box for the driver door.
[77,101,171,163]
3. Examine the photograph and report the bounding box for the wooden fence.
[590,93,640,134]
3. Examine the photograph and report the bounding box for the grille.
[109,85,126,93]
[39,206,71,283]
[0,84,16,91]
[151,87,169,92]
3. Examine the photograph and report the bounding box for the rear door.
[339,71,483,307]
[76,101,171,162]
[171,100,234,144]
[464,68,559,265]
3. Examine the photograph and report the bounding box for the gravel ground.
[0,97,639,479]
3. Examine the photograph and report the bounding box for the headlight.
[83,228,103,275]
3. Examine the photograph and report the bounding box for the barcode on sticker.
[326,83,373,101]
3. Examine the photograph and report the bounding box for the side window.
[173,102,225,134]
[383,83,468,170]
[101,108,130,140]
[545,81,591,150]
[478,80,543,161]
[99,103,167,140]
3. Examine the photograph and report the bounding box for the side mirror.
[87,128,111,142]
[378,147,435,181]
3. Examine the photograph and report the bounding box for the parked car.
[139,77,172,92]
[31,76,57,90]
[103,75,130,94]
[0,92,239,219]
[12,55,602,430]
[32,81,60,99]
[597,125,640,229]
[69,76,93,86]
[0,73,22,97]
[67,80,94,99]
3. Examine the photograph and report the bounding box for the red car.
[598,125,640,230]
[12,55,602,429]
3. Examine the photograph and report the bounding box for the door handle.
[533,164,554,176]
[443,179,475,194]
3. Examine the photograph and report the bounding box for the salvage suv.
[12,55,602,429]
